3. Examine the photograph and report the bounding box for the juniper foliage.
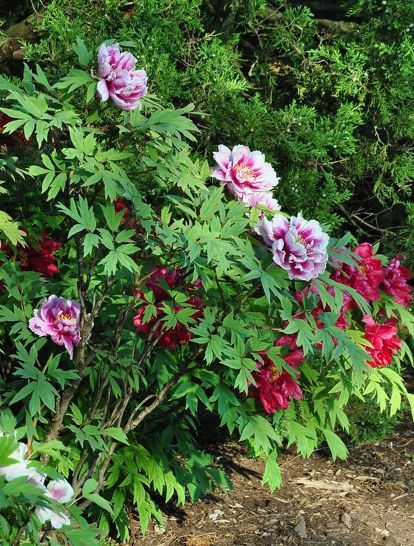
[16,0,414,266]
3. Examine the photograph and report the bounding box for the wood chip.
[292,477,354,492]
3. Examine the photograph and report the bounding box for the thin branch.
[125,377,178,433]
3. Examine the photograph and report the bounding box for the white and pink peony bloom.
[242,191,281,212]
[0,438,44,484]
[35,479,74,530]
[211,145,279,200]
[259,214,329,281]
[29,296,81,359]
[96,43,148,111]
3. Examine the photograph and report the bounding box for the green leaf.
[262,450,282,492]
[103,427,129,445]
[74,37,93,67]
[82,478,98,496]
[54,69,94,92]
[83,233,100,257]
[47,172,67,200]
[199,187,224,222]
[84,493,113,514]
[0,211,26,245]
[322,429,348,461]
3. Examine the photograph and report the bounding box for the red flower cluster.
[363,315,402,367]
[20,234,62,277]
[1,233,61,278]
[133,266,203,349]
[331,243,412,308]
[331,243,386,302]
[250,335,304,414]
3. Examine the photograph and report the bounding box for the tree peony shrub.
[0,39,413,545]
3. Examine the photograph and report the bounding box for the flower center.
[235,163,255,182]
[269,364,282,382]
[295,232,309,248]
[58,312,76,323]
[358,263,367,274]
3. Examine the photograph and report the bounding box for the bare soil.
[137,420,414,546]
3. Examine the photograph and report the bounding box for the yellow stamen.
[269,364,282,382]
[235,163,255,181]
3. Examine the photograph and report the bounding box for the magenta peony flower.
[211,145,279,200]
[331,243,386,303]
[259,214,329,281]
[242,191,281,213]
[250,336,303,414]
[29,296,81,359]
[96,43,148,111]
[363,315,402,367]
[382,255,413,307]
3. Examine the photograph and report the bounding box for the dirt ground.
[137,419,414,546]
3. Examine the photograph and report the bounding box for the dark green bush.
[17,1,414,268]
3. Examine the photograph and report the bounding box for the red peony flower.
[21,234,62,277]
[382,256,412,308]
[363,315,402,367]
[1,233,61,278]
[113,198,138,230]
[133,267,203,349]
[146,266,182,302]
[250,335,304,414]
[331,243,386,303]
[274,335,305,367]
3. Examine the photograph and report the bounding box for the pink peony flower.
[96,43,148,111]
[331,243,386,302]
[382,256,413,308]
[242,191,281,213]
[29,296,81,359]
[211,145,279,200]
[363,315,402,367]
[259,214,329,281]
[35,479,74,530]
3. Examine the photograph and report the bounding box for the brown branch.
[79,377,178,509]
[124,377,178,433]
[337,203,387,235]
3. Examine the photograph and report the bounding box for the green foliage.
[22,0,414,266]
[346,400,403,447]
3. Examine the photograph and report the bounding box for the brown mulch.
[135,419,414,546]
